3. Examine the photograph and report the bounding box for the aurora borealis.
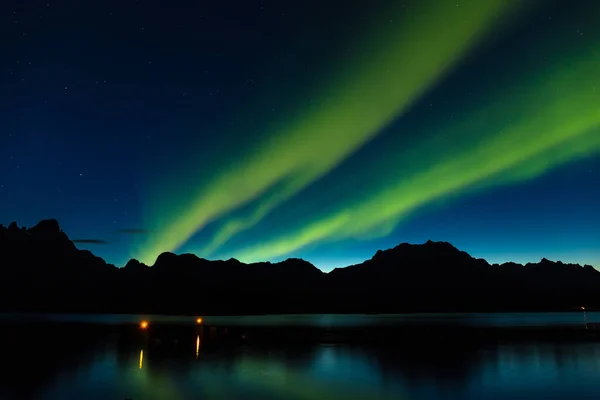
[1,0,599,270]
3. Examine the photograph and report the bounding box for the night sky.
[1,0,599,271]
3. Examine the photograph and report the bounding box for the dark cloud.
[73,239,108,245]
[116,228,150,235]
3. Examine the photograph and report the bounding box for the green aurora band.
[135,0,521,264]
[231,40,600,263]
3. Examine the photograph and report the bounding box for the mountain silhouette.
[0,219,597,314]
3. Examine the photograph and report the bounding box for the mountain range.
[0,219,597,314]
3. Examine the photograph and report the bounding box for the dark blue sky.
[1,0,599,270]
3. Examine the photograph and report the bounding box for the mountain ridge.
[0,219,597,314]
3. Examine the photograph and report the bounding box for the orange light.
[140,321,149,329]
[581,306,586,311]
[196,317,203,324]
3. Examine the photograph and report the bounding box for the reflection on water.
[196,335,200,360]
[1,318,600,399]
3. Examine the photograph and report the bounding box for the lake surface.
[1,313,599,399]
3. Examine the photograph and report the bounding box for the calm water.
[1,313,599,399]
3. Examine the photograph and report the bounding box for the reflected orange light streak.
[195,335,200,359]
[139,349,144,369]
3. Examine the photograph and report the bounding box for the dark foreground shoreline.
[3,319,599,346]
